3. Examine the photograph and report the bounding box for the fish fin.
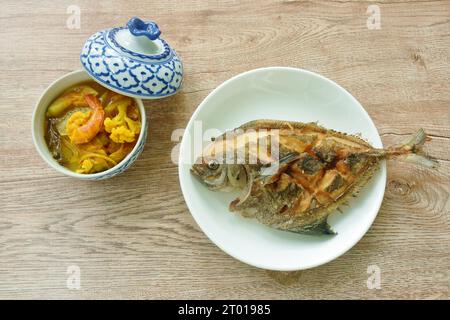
[289,221,336,236]
[397,129,439,169]
[318,221,337,235]
[402,128,427,149]
[279,152,301,165]
[259,152,300,179]
[402,153,439,169]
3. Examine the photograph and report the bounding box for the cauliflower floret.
[104,101,141,143]
[109,126,136,143]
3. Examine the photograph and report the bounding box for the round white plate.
[178,67,386,271]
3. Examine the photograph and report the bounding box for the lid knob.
[127,17,161,40]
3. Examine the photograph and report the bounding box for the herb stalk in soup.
[44,81,141,174]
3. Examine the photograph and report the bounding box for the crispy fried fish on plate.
[191,120,438,235]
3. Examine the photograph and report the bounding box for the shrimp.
[66,94,105,144]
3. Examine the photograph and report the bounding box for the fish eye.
[207,160,219,170]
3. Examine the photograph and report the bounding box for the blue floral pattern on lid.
[80,17,183,99]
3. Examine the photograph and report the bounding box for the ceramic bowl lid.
[81,17,183,99]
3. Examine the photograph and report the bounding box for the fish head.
[191,156,230,190]
[191,156,247,191]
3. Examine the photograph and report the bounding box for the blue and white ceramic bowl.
[32,70,147,180]
[80,17,183,99]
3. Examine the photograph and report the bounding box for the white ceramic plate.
[178,67,386,271]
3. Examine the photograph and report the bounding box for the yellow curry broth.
[44,81,141,174]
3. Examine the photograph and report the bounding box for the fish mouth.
[190,166,203,177]
[190,167,212,187]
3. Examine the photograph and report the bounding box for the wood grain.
[0,0,449,299]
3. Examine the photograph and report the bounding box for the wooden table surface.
[0,0,449,299]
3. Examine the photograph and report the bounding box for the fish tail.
[402,128,427,150]
[391,129,439,168]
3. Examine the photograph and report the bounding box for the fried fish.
[191,120,438,235]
